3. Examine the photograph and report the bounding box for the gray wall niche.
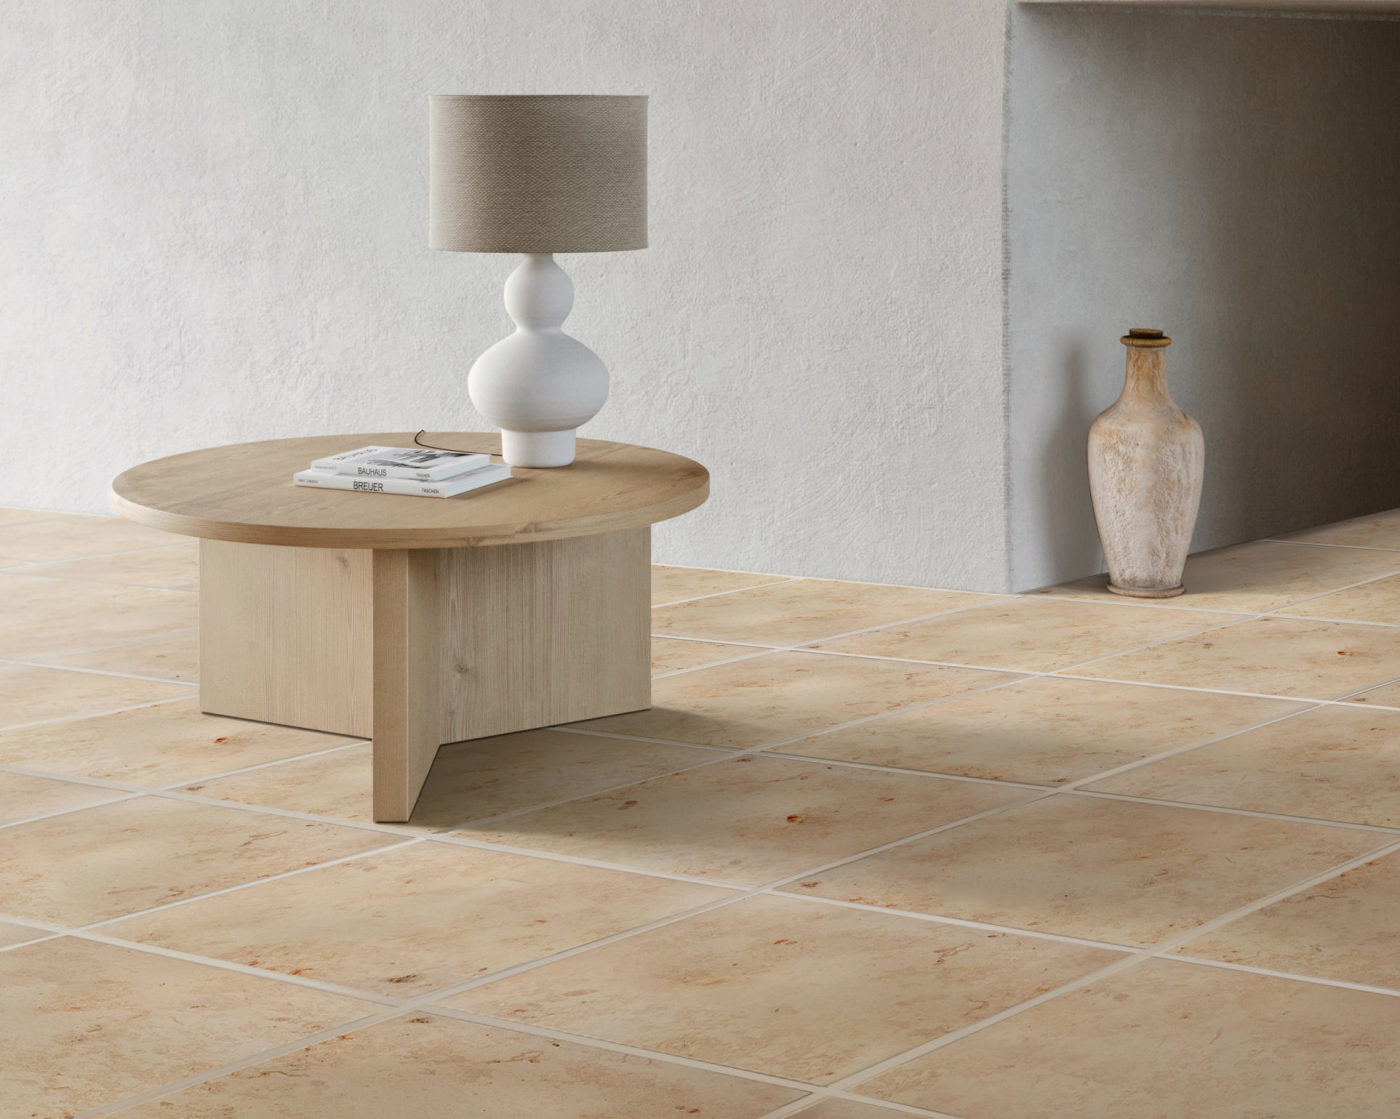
[1006,5,1400,592]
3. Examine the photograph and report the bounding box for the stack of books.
[292,445,512,498]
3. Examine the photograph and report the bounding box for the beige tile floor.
[3,505,1400,1117]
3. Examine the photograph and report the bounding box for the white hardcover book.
[293,463,512,498]
[309,445,495,481]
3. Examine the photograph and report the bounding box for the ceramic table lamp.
[429,94,647,467]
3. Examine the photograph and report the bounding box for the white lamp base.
[500,429,579,468]
[468,254,609,468]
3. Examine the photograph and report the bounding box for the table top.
[112,433,709,549]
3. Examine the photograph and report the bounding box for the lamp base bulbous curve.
[467,253,609,469]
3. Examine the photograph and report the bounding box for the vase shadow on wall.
[1037,339,1104,586]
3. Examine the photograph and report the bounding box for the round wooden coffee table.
[112,433,709,821]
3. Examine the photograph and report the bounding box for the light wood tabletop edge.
[110,435,710,550]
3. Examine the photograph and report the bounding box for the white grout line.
[0,655,198,687]
[1263,536,1400,554]
[651,645,785,679]
[0,694,196,735]
[756,1096,962,1119]
[0,791,145,833]
[1165,953,1400,999]
[157,737,372,790]
[819,834,1400,1097]
[70,928,406,1006]
[1065,786,1400,836]
[651,574,800,608]
[76,1008,410,1117]
[1,540,198,569]
[73,836,427,933]
[1,627,200,662]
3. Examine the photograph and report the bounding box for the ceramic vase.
[1087,328,1204,598]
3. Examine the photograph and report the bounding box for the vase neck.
[1122,347,1172,404]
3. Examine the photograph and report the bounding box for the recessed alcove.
[1007,0,1400,590]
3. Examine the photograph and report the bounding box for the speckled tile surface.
[106,842,730,997]
[0,696,360,786]
[36,628,200,681]
[0,514,179,562]
[650,564,790,606]
[445,893,1118,1084]
[576,650,1013,748]
[0,770,129,826]
[854,958,1400,1118]
[1173,852,1400,988]
[0,796,395,925]
[1037,539,1400,613]
[8,512,1400,1116]
[118,1013,806,1118]
[778,675,1299,785]
[0,661,189,729]
[1086,704,1400,827]
[14,541,199,590]
[181,729,718,831]
[1079,615,1400,698]
[784,795,1380,946]
[814,597,1214,672]
[465,754,1030,885]
[653,577,990,645]
[0,937,375,1117]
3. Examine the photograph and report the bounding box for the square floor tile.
[0,936,374,1117]
[778,677,1300,786]
[1276,572,1400,624]
[0,573,198,659]
[465,755,1030,885]
[18,542,199,590]
[1078,616,1400,699]
[1282,508,1400,550]
[784,795,1380,946]
[119,1013,805,1118]
[0,696,359,786]
[0,662,190,729]
[1037,540,1400,613]
[0,771,128,826]
[1087,705,1400,827]
[38,629,199,682]
[1173,851,1400,989]
[651,565,789,606]
[445,894,1118,1085]
[108,841,730,997]
[855,958,1400,1118]
[181,730,719,831]
[576,651,1015,749]
[652,578,990,645]
[651,636,760,676]
[0,796,395,925]
[813,598,1214,672]
[0,515,179,562]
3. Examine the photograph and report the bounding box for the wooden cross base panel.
[197,528,652,821]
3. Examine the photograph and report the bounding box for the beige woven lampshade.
[429,94,647,254]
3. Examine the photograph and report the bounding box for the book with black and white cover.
[309,445,495,482]
[293,462,512,498]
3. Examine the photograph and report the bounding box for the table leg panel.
[199,540,372,737]
[437,527,652,744]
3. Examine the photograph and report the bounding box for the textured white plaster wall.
[1,0,1011,590]
[1006,5,1400,591]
